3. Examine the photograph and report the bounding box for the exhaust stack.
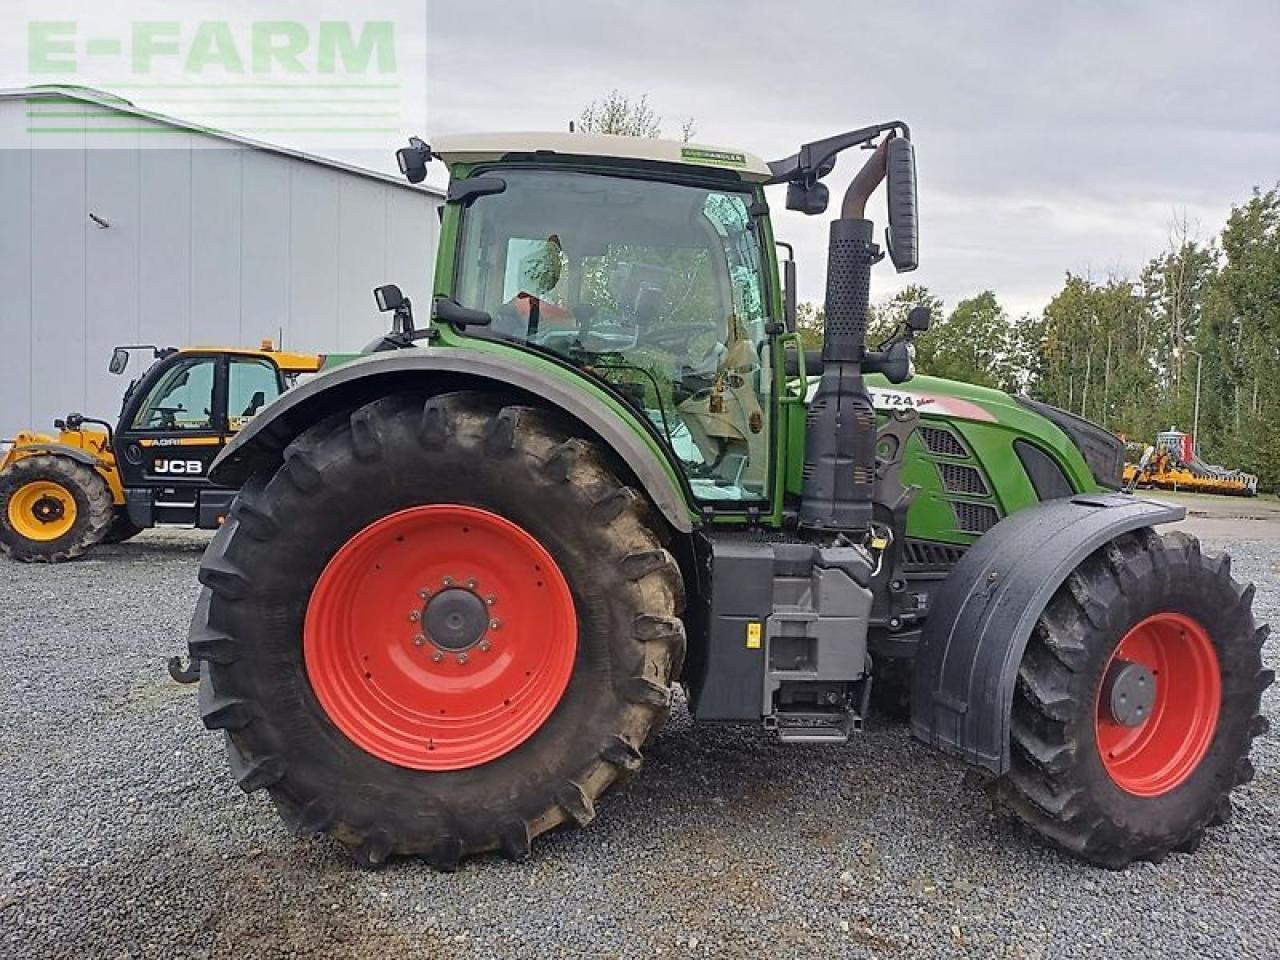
[798,143,889,533]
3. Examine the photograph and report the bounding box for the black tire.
[1001,529,1272,868]
[101,511,146,545]
[189,391,686,868]
[0,455,114,562]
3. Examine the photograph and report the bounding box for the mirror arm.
[433,296,493,329]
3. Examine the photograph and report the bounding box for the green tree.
[1196,187,1280,484]
[920,291,1016,390]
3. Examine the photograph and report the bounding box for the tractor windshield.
[455,169,773,503]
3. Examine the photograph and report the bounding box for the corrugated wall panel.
[85,148,142,420]
[29,146,87,433]
[287,166,343,354]
[190,149,244,346]
[138,147,193,348]
[0,143,33,434]
[337,175,391,349]
[239,152,292,348]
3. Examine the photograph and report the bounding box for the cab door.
[114,353,225,526]
[225,355,288,435]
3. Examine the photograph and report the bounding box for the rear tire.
[189,391,686,868]
[1001,529,1271,868]
[0,455,113,562]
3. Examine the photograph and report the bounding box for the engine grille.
[953,501,1000,534]
[937,462,990,496]
[919,425,968,458]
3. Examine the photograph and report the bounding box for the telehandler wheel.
[102,511,145,545]
[190,391,686,869]
[0,455,114,562]
[1002,529,1271,869]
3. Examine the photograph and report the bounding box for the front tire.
[1002,529,1271,868]
[0,455,113,562]
[190,392,686,868]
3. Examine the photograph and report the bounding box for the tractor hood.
[1014,396,1125,490]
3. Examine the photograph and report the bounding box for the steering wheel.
[151,405,184,430]
[637,322,719,351]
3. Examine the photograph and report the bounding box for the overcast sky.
[425,0,1280,317]
[2,2,1276,319]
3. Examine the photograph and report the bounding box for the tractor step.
[769,710,860,745]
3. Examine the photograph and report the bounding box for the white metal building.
[0,86,443,437]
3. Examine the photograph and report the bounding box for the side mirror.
[906,305,931,333]
[374,284,404,313]
[396,136,431,184]
[109,348,129,375]
[884,137,919,273]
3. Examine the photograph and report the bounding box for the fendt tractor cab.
[186,124,1269,871]
[0,344,322,561]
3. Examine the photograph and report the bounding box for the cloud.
[426,0,1280,315]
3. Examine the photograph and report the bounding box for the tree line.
[796,187,1280,491]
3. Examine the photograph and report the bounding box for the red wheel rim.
[1095,612,1221,797]
[304,505,577,770]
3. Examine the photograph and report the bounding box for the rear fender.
[910,493,1185,772]
[209,348,696,533]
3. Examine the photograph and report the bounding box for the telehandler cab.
[0,343,321,562]
[188,123,1270,870]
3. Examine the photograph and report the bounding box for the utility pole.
[1185,348,1203,459]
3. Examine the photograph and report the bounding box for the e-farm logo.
[28,21,396,78]
[8,3,427,151]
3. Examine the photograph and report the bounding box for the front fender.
[210,347,696,533]
[910,493,1185,772]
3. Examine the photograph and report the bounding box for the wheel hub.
[1103,659,1156,727]
[32,495,66,524]
[423,587,489,652]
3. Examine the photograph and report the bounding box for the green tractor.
[188,123,1270,870]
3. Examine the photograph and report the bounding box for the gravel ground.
[1,505,1276,960]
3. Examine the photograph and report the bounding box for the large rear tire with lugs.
[0,454,113,562]
[189,391,686,868]
[1001,529,1272,868]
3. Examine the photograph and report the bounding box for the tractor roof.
[178,346,323,373]
[432,132,772,183]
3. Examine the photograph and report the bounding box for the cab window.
[227,358,282,431]
[456,170,774,504]
[131,358,216,432]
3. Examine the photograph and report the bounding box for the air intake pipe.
[798,141,889,533]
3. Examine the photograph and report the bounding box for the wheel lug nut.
[431,651,444,663]
[442,576,454,586]
[479,641,491,653]
[408,610,420,622]
[489,619,501,630]
[418,588,430,600]
[456,653,469,665]
[412,634,426,647]
[466,578,478,590]
[485,595,497,606]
